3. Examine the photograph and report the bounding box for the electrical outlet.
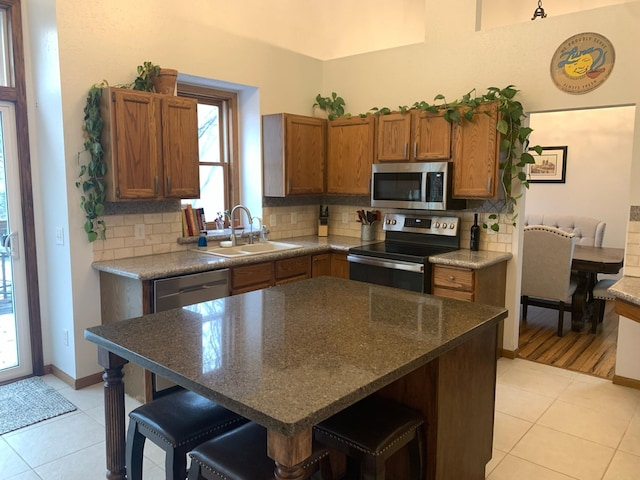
[291,212,297,224]
[342,212,349,224]
[63,329,69,347]
[134,224,145,240]
[269,214,277,227]
[55,227,64,245]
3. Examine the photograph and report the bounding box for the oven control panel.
[383,213,459,236]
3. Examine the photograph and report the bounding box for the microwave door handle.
[422,172,428,202]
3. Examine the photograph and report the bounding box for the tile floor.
[1,358,640,479]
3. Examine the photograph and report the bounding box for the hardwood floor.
[518,302,618,379]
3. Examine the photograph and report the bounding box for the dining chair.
[521,225,578,337]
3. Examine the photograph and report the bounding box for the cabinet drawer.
[231,262,274,292]
[432,286,474,302]
[433,266,474,291]
[276,255,311,281]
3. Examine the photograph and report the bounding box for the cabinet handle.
[167,176,172,194]
[449,276,455,282]
[154,176,159,195]
[487,176,491,193]
[413,142,417,159]
[404,143,408,159]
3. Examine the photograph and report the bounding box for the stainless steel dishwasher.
[154,268,230,312]
[152,269,230,396]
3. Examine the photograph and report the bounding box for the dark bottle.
[470,213,480,251]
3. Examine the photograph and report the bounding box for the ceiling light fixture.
[531,0,548,20]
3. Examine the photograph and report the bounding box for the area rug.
[0,377,77,434]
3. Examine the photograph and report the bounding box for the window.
[177,84,239,225]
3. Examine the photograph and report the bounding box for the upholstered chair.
[521,225,578,337]
[524,214,606,247]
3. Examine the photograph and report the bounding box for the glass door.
[0,101,30,381]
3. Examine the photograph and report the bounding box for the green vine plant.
[76,83,107,242]
[366,85,542,232]
[313,92,347,120]
[76,62,162,242]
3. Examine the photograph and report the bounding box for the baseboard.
[50,365,103,390]
[612,374,640,390]
[500,348,518,359]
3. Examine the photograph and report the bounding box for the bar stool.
[314,395,425,480]
[591,278,616,333]
[126,389,248,480]
[187,421,332,480]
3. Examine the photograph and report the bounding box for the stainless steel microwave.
[371,162,465,211]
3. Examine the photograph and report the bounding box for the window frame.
[177,84,240,216]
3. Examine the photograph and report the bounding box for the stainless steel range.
[347,213,460,293]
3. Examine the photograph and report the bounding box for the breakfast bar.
[85,277,507,480]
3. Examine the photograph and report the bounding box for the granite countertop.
[85,276,507,436]
[92,235,513,281]
[429,249,513,269]
[92,235,368,281]
[609,276,640,307]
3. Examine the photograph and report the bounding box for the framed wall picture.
[527,146,568,183]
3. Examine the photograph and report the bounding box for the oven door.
[347,254,427,293]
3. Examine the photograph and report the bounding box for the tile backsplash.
[625,206,640,277]
[92,206,513,262]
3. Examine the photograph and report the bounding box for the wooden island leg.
[267,428,312,480]
[97,347,129,480]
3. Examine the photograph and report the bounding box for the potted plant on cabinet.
[313,92,346,120]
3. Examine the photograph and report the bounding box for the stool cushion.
[189,422,329,480]
[593,279,617,301]
[314,395,423,456]
[129,390,245,447]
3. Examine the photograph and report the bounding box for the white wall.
[526,107,634,249]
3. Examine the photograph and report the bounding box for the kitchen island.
[85,276,507,480]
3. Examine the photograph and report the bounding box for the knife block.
[318,222,328,237]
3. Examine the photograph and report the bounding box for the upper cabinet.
[101,87,200,201]
[376,110,451,162]
[263,113,326,196]
[451,101,501,199]
[326,116,375,195]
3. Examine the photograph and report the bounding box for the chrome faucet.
[229,205,253,246]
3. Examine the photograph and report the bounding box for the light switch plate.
[55,227,64,245]
[269,214,277,227]
[291,212,297,224]
[342,212,349,224]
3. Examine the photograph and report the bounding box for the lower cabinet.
[230,261,275,295]
[432,261,507,356]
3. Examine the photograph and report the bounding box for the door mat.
[0,377,77,434]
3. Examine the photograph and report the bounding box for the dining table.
[85,276,506,480]
[571,245,625,331]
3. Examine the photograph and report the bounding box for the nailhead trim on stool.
[314,395,425,480]
[126,390,248,480]
[187,422,332,480]
[591,279,617,333]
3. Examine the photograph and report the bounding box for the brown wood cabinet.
[432,261,507,356]
[311,253,332,277]
[101,87,200,200]
[451,101,501,199]
[275,255,311,285]
[330,253,350,279]
[376,110,451,163]
[263,113,326,196]
[327,116,375,194]
[230,261,274,295]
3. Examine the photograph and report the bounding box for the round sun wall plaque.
[550,32,615,94]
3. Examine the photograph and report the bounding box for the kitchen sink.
[194,241,303,258]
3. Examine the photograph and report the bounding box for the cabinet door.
[286,115,326,194]
[412,110,452,161]
[230,262,274,294]
[376,113,411,162]
[330,253,349,279]
[312,253,332,277]
[162,96,200,198]
[276,255,311,282]
[451,102,501,198]
[109,89,161,200]
[327,116,374,194]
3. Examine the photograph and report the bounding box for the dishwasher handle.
[154,269,230,312]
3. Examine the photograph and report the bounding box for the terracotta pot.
[152,68,178,95]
